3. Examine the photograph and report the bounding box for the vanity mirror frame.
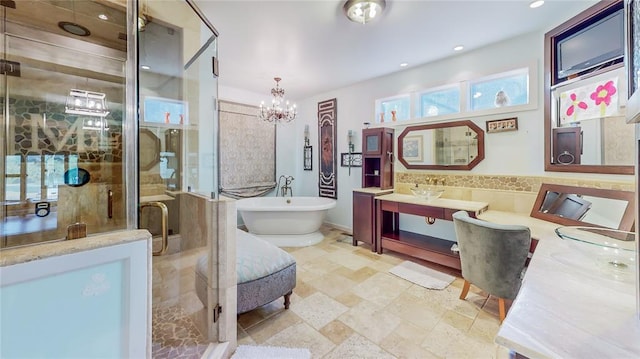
[397,120,485,170]
[530,183,635,231]
[543,0,633,175]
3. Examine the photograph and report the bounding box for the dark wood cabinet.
[375,194,488,271]
[352,191,376,250]
[552,127,581,165]
[352,189,393,251]
[362,127,394,190]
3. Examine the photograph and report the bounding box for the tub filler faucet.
[277,175,294,197]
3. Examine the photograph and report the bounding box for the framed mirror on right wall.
[544,0,635,175]
[530,183,635,231]
[626,0,640,123]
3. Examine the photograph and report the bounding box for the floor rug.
[231,345,311,359]
[389,260,455,290]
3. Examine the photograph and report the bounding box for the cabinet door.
[552,127,581,165]
[363,129,383,155]
[381,130,394,189]
[353,191,375,249]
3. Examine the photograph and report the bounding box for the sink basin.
[555,226,636,280]
[410,187,444,201]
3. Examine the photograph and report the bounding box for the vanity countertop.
[376,193,488,213]
[353,187,395,195]
[0,229,151,267]
[485,212,640,358]
[477,210,560,240]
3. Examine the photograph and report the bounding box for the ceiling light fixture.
[58,0,90,37]
[98,14,108,20]
[343,0,386,24]
[258,77,297,124]
[399,63,408,67]
[65,89,110,117]
[58,21,90,36]
[453,45,464,51]
[529,0,544,9]
[141,65,151,70]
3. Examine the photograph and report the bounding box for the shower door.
[138,0,222,355]
[1,1,128,249]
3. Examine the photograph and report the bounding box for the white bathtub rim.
[236,196,336,212]
[252,232,325,247]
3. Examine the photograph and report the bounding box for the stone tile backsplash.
[395,172,634,193]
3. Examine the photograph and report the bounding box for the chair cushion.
[235,229,296,283]
[196,229,296,284]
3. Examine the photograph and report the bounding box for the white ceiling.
[195,0,599,101]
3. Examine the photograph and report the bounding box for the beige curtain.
[219,100,276,198]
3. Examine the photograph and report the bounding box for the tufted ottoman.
[195,229,296,314]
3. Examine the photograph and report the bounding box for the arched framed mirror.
[397,120,485,170]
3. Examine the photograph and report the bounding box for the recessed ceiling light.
[343,0,386,24]
[473,92,482,99]
[529,1,544,9]
[453,45,464,51]
[399,63,408,67]
[58,21,91,37]
[98,14,108,20]
[141,65,151,70]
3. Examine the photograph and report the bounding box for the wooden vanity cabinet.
[353,127,394,251]
[353,191,376,251]
[375,194,489,271]
[362,128,394,190]
[352,189,392,251]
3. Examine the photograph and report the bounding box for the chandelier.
[258,77,297,123]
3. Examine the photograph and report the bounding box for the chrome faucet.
[276,175,294,197]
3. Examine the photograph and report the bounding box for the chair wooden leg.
[284,291,292,309]
[498,298,506,323]
[459,280,471,300]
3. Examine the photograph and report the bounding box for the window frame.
[372,64,537,127]
[374,93,412,124]
[416,83,462,119]
[466,66,534,116]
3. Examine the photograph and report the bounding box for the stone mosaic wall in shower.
[8,97,123,183]
[396,171,634,193]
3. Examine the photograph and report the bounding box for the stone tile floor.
[238,226,511,358]
[151,225,510,358]
[152,242,209,359]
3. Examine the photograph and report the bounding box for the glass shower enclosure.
[1,0,223,355]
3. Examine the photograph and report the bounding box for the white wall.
[290,29,632,231]
[283,31,540,230]
[220,30,632,232]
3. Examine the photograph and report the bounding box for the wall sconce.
[303,124,312,171]
[348,130,355,153]
[342,130,362,176]
[304,124,310,146]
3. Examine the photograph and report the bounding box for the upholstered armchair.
[452,211,531,322]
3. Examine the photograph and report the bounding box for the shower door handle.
[140,201,169,256]
[107,189,113,219]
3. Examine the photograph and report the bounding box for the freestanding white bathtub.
[236,196,337,247]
